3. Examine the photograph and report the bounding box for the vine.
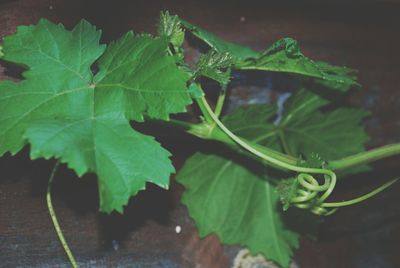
[1,11,399,268]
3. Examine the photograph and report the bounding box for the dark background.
[1,0,400,267]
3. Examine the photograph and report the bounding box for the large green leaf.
[177,89,369,266]
[225,89,369,163]
[177,153,299,267]
[0,19,192,213]
[278,89,369,162]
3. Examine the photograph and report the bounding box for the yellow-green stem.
[47,161,78,268]
[329,143,400,171]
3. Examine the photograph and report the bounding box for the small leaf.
[277,177,299,211]
[158,11,185,49]
[196,50,233,84]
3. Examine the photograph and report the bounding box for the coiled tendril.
[290,172,337,216]
[287,171,398,216]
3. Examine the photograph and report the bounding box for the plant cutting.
[0,11,399,268]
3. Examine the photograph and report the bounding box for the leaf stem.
[47,161,78,268]
[196,96,215,124]
[196,96,335,179]
[329,143,400,171]
[166,117,300,166]
[214,85,227,118]
[277,129,294,157]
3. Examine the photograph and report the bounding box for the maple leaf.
[0,19,192,213]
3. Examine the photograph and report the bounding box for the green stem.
[214,85,227,118]
[166,116,300,166]
[245,139,299,167]
[196,96,336,184]
[278,129,294,157]
[196,96,214,124]
[322,177,399,207]
[329,143,400,171]
[47,161,78,268]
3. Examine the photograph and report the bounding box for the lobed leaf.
[278,89,369,163]
[0,19,192,213]
[177,153,299,267]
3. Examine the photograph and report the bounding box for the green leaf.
[0,19,192,213]
[235,38,359,91]
[180,19,358,91]
[158,11,185,49]
[195,50,233,85]
[278,89,369,163]
[222,103,279,146]
[180,19,260,60]
[225,89,369,164]
[177,153,299,267]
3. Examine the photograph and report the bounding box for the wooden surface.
[1,0,400,267]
